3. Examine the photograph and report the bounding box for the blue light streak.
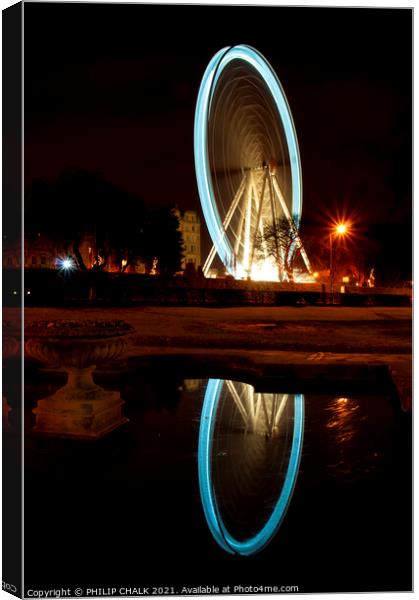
[194,47,233,269]
[198,379,304,556]
[194,44,303,276]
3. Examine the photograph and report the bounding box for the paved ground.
[16,305,413,410]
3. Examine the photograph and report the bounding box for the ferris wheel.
[198,379,304,556]
[194,44,312,281]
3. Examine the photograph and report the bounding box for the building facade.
[3,232,94,271]
[173,208,201,270]
[3,233,56,270]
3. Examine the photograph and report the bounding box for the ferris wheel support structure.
[202,165,312,279]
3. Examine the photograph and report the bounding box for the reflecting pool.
[21,374,411,594]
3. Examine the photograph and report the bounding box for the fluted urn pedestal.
[25,320,133,439]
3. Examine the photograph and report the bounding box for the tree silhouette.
[25,169,184,275]
[138,207,184,275]
[254,215,302,282]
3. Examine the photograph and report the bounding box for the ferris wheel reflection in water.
[198,379,304,556]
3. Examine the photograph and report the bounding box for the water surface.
[23,374,411,593]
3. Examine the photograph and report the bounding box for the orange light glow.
[336,223,347,235]
[337,397,348,404]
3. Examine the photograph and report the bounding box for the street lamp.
[56,256,76,273]
[330,223,348,301]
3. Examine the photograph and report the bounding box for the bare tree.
[254,215,302,282]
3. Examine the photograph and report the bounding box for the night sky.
[24,3,412,271]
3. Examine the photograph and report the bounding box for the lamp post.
[330,223,348,302]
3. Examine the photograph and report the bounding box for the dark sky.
[24,3,412,256]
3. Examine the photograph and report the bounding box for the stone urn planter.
[25,319,133,439]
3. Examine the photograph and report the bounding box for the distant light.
[26,290,31,295]
[56,256,77,273]
[249,259,278,282]
[342,276,350,283]
[336,223,347,235]
[313,271,319,279]
[12,290,17,295]
[150,257,158,275]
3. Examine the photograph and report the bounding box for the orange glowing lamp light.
[335,223,348,235]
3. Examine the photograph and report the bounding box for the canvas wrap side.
[2,2,23,597]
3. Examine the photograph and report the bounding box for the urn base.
[33,388,128,439]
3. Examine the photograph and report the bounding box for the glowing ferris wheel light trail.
[198,379,304,556]
[194,47,233,269]
[194,44,309,280]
